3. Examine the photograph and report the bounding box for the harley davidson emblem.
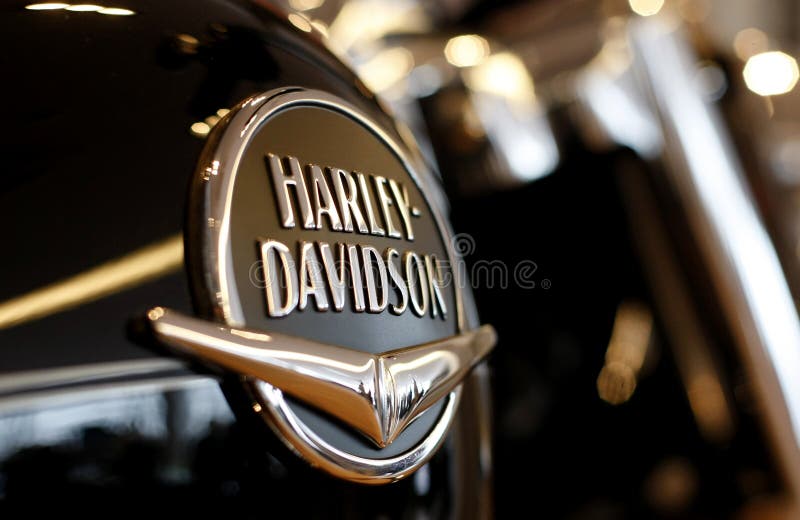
[257,153,447,318]
[141,88,495,483]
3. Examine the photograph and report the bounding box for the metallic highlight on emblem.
[143,307,495,448]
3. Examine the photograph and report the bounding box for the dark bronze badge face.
[142,88,494,484]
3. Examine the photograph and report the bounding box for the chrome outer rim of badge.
[253,380,459,483]
[141,307,496,483]
[191,87,471,483]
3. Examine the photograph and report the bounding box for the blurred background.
[259,0,800,518]
[9,0,800,518]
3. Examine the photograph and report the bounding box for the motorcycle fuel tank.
[0,1,493,517]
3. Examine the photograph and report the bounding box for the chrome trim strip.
[145,307,495,448]
[0,374,211,415]
[0,234,183,330]
[0,358,185,396]
[632,18,800,493]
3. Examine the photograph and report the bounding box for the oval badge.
[142,88,495,483]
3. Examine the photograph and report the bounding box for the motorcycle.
[1,0,798,518]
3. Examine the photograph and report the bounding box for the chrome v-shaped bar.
[143,307,496,448]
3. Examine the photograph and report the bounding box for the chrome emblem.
[145,308,494,449]
[141,88,495,483]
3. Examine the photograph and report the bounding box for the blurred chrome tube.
[630,17,800,501]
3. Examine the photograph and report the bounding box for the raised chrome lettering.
[362,245,388,313]
[386,247,408,315]
[356,172,386,236]
[374,175,402,239]
[308,164,343,231]
[259,239,299,317]
[347,243,366,312]
[425,254,447,318]
[319,242,347,312]
[404,251,429,317]
[389,179,415,241]
[330,167,369,234]
[298,241,329,311]
[266,154,315,229]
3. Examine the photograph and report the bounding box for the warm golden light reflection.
[629,0,664,17]
[0,235,183,330]
[147,307,165,321]
[358,47,414,93]
[190,121,211,137]
[591,18,631,76]
[463,52,535,102]
[327,1,373,51]
[25,3,69,9]
[733,28,769,61]
[230,329,272,342]
[597,301,653,405]
[444,34,490,68]
[676,0,710,23]
[686,372,732,441]
[175,33,200,54]
[288,0,324,11]
[191,109,230,137]
[644,458,698,513]
[328,2,429,54]
[743,51,799,96]
[65,4,103,11]
[310,20,329,38]
[98,7,134,15]
[287,12,312,33]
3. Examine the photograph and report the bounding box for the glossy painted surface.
[0,378,461,517]
[0,0,397,372]
[0,0,490,516]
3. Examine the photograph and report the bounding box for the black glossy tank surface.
[0,1,490,517]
